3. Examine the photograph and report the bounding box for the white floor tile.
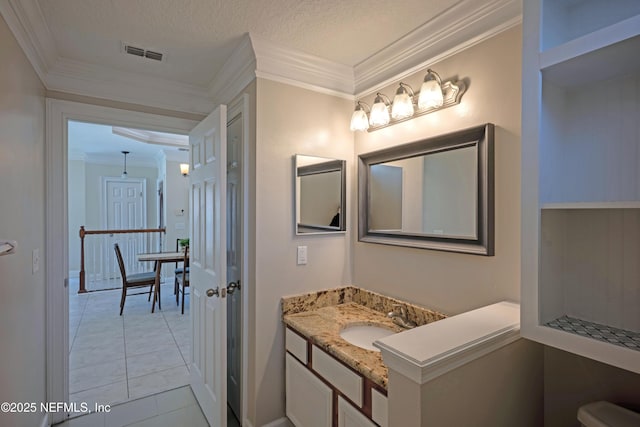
[126,347,185,378]
[128,366,190,400]
[57,410,106,427]
[104,395,158,427]
[154,386,197,415]
[70,358,127,394]
[70,380,128,409]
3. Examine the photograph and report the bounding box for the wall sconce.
[350,69,466,132]
[180,163,189,177]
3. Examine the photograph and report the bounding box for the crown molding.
[111,127,188,148]
[208,34,258,105]
[0,0,57,82]
[209,33,356,103]
[354,0,521,95]
[47,58,215,114]
[251,34,355,98]
[3,0,521,112]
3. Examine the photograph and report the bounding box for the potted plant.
[178,238,190,252]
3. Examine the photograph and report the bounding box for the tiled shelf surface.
[546,316,640,352]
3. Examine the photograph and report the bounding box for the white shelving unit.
[522,0,640,374]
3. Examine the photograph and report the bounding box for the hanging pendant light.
[121,150,129,179]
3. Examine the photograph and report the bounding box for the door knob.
[227,281,240,294]
[206,288,219,298]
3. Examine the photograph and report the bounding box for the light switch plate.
[297,246,307,265]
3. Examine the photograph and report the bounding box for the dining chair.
[176,245,189,314]
[114,243,157,315]
[174,238,189,296]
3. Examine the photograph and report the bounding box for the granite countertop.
[283,302,404,389]
[282,287,447,390]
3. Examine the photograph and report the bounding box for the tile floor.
[54,386,242,427]
[69,280,191,409]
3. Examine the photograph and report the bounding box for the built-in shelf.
[546,315,639,352]
[522,0,640,374]
[540,16,640,87]
[541,202,640,210]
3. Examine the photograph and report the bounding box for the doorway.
[47,98,250,426]
[66,118,191,411]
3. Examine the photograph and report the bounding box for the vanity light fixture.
[349,101,370,132]
[369,93,391,127]
[391,82,415,119]
[180,163,189,177]
[418,69,444,109]
[351,68,466,132]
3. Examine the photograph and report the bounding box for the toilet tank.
[578,401,640,427]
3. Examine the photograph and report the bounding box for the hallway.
[68,282,190,409]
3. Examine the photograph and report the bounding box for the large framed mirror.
[295,154,346,235]
[358,123,494,255]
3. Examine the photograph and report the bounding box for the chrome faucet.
[387,304,417,329]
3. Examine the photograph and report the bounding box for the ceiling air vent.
[144,50,163,61]
[123,43,164,62]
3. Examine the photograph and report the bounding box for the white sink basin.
[339,324,396,351]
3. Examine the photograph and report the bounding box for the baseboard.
[39,413,49,427]
[261,417,293,427]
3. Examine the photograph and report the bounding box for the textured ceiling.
[37,0,458,87]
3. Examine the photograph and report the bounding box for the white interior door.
[189,105,228,427]
[226,113,242,421]
[105,178,146,229]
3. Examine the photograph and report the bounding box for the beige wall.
[388,339,543,427]
[0,13,47,427]
[163,159,190,250]
[353,26,522,316]
[544,347,640,427]
[252,78,353,426]
[419,339,543,427]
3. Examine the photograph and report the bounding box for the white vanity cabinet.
[286,354,333,427]
[285,327,388,427]
[337,397,376,427]
[521,0,640,374]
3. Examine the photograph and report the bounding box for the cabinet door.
[286,354,332,427]
[337,397,377,427]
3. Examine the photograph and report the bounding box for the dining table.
[137,251,187,313]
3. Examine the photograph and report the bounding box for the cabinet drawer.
[312,345,362,406]
[371,388,388,427]
[337,396,377,427]
[286,354,332,427]
[286,328,308,364]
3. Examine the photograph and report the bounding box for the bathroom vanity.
[282,288,538,427]
[282,287,446,427]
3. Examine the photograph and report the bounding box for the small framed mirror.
[358,123,494,255]
[295,155,346,235]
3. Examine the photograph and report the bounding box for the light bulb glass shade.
[369,94,390,126]
[121,171,128,179]
[391,83,415,119]
[350,107,369,131]
[418,70,444,110]
[180,163,189,176]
